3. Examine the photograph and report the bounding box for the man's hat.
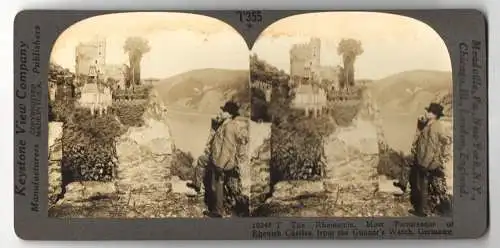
[220,100,240,116]
[425,102,444,117]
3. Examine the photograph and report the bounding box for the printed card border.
[13,9,488,240]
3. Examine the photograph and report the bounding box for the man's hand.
[417,115,427,131]
[211,118,219,130]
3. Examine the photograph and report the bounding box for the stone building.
[103,64,128,90]
[291,84,327,117]
[49,80,57,101]
[75,37,126,88]
[289,38,341,87]
[75,37,106,82]
[320,65,342,91]
[289,38,339,116]
[77,63,113,116]
[74,37,124,115]
[289,38,321,84]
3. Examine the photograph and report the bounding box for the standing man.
[393,115,427,194]
[186,111,231,207]
[205,100,249,218]
[409,103,450,216]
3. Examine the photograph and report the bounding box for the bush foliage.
[270,111,335,183]
[251,88,271,122]
[330,101,361,127]
[377,143,411,180]
[170,147,195,181]
[113,84,153,100]
[110,101,148,127]
[61,108,125,185]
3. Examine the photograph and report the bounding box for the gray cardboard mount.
[13,9,488,240]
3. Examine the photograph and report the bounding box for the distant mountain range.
[369,70,452,117]
[153,68,249,114]
[369,70,452,152]
[153,68,452,122]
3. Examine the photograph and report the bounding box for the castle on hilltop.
[289,38,342,88]
[75,37,126,115]
[289,38,343,117]
[75,37,127,88]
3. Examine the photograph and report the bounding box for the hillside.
[154,68,249,114]
[369,70,452,153]
[370,70,452,116]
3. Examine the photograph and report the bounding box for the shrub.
[268,81,335,183]
[49,99,76,122]
[330,101,361,127]
[61,108,125,185]
[377,145,411,180]
[170,148,195,181]
[113,84,153,100]
[251,87,271,122]
[270,111,335,183]
[110,101,148,127]
[250,54,337,184]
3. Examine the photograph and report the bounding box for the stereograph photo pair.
[13,9,488,240]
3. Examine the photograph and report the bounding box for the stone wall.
[441,118,453,193]
[323,91,381,193]
[113,90,175,215]
[323,118,380,192]
[248,122,272,212]
[78,84,113,115]
[48,122,63,206]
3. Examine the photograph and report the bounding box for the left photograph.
[48,12,251,218]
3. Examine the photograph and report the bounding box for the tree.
[337,39,363,91]
[122,64,132,89]
[123,37,151,86]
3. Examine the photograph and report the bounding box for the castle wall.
[290,38,321,80]
[78,83,113,115]
[289,38,335,117]
[103,64,127,85]
[75,38,106,76]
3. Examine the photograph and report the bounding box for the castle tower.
[289,38,323,86]
[75,36,106,80]
[95,37,106,74]
[309,38,321,82]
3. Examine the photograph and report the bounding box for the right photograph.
[249,12,453,218]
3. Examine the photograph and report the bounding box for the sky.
[50,12,249,79]
[51,12,452,81]
[252,12,452,80]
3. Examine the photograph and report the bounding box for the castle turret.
[75,36,106,79]
[289,38,323,85]
[309,38,321,82]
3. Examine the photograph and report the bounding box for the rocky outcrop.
[324,90,381,194]
[113,90,176,214]
[248,127,271,212]
[252,89,389,217]
[247,122,272,212]
[60,181,116,205]
[48,122,63,206]
[49,90,206,218]
[440,118,453,193]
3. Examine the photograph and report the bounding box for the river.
[166,106,271,160]
[379,110,420,154]
[165,107,215,159]
[166,104,426,162]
